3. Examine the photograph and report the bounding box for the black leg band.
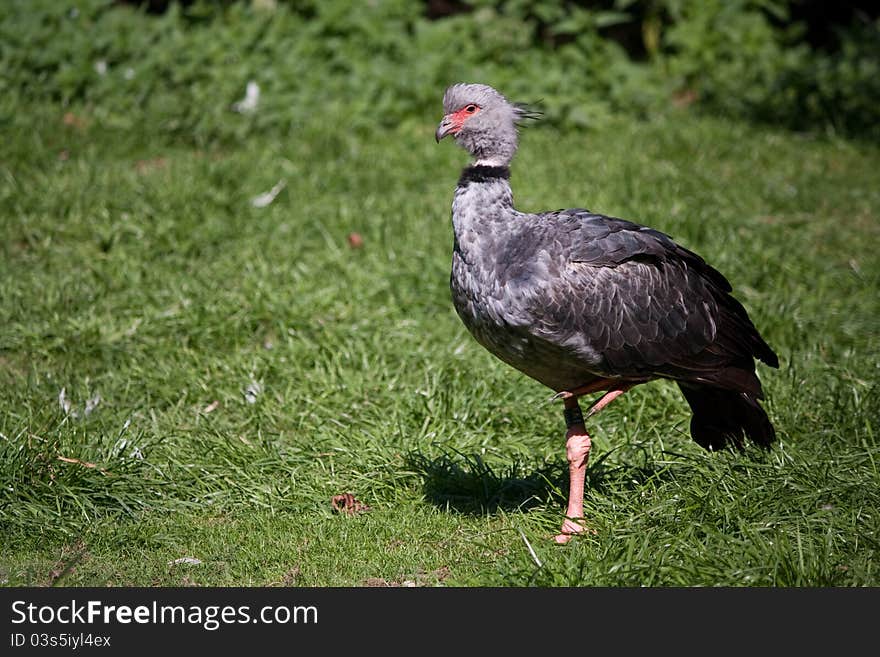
[563,405,585,428]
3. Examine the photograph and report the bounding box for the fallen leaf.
[57,456,97,468]
[59,388,73,416]
[251,180,286,208]
[362,577,419,587]
[84,393,101,416]
[244,379,262,404]
[672,88,698,108]
[169,557,202,566]
[62,112,87,130]
[135,157,168,174]
[232,80,260,114]
[202,400,220,414]
[331,493,371,516]
[363,577,394,587]
[271,565,301,587]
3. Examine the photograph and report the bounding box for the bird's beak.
[435,115,456,143]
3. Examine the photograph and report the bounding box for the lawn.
[1,104,878,586]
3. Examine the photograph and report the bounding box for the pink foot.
[554,518,588,544]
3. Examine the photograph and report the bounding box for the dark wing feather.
[530,210,778,395]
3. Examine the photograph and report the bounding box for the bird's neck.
[456,164,512,189]
[473,156,511,168]
[451,165,516,254]
[453,164,515,220]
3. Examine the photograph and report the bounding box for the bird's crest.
[513,101,543,125]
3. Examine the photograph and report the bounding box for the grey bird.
[435,83,779,543]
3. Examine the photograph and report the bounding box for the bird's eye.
[465,104,477,113]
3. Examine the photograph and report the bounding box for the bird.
[435,83,779,543]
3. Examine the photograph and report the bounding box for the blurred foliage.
[0,0,877,143]
[655,0,880,139]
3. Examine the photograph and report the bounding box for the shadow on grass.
[406,450,563,514]
[406,448,681,515]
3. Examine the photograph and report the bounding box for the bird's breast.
[449,245,603,392]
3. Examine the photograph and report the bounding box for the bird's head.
[435,83,539,167]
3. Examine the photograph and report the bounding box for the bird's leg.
[552,382,633,543]
[585,384,634,417]
[550,379,612,401]
[554,397,592,544]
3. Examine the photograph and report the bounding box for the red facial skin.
[436,104,481,141]
[450,104,480,132]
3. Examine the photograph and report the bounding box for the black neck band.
[458,165,510,186]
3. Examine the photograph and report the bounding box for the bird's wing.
[522,210,777,394]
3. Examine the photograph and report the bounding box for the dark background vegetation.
[3,0,878,142]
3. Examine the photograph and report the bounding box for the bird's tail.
[677,383,775,451]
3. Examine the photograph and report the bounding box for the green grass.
[1,105,878,587]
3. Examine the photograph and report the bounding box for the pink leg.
[586,385,633,417]
[551,379,613,401]
[554,398,592,544]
